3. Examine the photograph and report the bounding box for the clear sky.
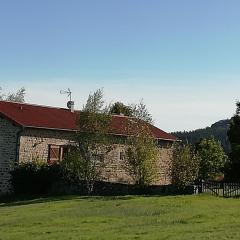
[0,0,240,132]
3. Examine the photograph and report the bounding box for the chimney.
[70,102,74,112]
[67,101,74,112]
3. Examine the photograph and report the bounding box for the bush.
[171,144,200,189]
[10,160,196,196]
[10,161,62,195]
[196,137,228,180]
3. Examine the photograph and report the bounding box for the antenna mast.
[60,88,72,101]
[60,88,74,112]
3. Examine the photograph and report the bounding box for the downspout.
[16,126,24,164]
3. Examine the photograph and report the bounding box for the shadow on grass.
[0,194,77,207]
[0,193,173,208]
[0,183,190,207]
[0,194,135,207]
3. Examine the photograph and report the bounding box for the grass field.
[1,194,240,240]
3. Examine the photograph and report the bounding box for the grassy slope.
[0,194,240,240]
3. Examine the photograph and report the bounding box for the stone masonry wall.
[101,142,173,185]
[155,143,173,185]
[19,129,173,185]
[0,117,20,194]
[19,128,75,162]
[19,129,173,186]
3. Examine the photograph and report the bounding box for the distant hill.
[172,119,231,153]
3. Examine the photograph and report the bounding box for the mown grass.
[0,194,240,239]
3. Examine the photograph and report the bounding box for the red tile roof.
[0,101,177,141]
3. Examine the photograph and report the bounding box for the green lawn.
[0,194,240,240]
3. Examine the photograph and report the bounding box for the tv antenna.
[60,88,75,111]
[60,88,72,101]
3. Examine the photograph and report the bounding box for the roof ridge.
[0,101,140,118]
[0,100,69,111]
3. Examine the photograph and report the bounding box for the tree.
[0,87,26,103]
[83,88,105,113]
[172,119,231,153]
[61,89,112,194]
[124,105,158,187]
[131,99,153,124]
[62,91,157,190]
[196,137,228,180]
[228,101,240,177]
[109,102,133,116]
[171,144,200,189]
[125,128,158,186]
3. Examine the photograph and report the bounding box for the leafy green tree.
[171,144,200,189]
[109,99,153,124]
[228,101,240,177]
[125,109,158,186]
[196,138,228,180]
[109,102,133,116]
[0,87,26,103]
[126,133,158,186]
[62,91,156,190]
[172,120,231,153]
[83,88,106,113]
[61,89,112,194]
[131,99,153,124]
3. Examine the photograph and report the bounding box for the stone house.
[0,100,177,194]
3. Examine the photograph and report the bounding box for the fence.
[198,180,240,198]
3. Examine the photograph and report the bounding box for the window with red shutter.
[48,145,60,164]
[48,145,70,164]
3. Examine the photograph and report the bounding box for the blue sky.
[0,0,240,131]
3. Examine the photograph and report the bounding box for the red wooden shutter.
[48,145,60,164]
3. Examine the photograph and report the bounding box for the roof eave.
[0,112,23,127]
[25,127,177,141]
[25,125,78,132]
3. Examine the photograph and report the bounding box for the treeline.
[172,119,231,153]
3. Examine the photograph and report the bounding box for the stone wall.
[101,142,173,185]
[19,128,75,162]
[155,143,173,185]
[100,145,132,184]
[19,130,173,185]
[0,124,173,194]
[19,129,173,185]
[0,117,20,194]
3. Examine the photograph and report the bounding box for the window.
[120,150,125,160]
[48,145,69,164]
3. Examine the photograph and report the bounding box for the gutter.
[25,126,177,141]
[25,125,78,133]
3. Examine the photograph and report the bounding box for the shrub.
[10,161,62,195]
[60,149,105,194]
[196,137,229,180]
[171,144,200,189]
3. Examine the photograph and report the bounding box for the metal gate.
[199,181,240,198]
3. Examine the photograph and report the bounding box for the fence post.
[200,179,204,193]
[223,182,225,197]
